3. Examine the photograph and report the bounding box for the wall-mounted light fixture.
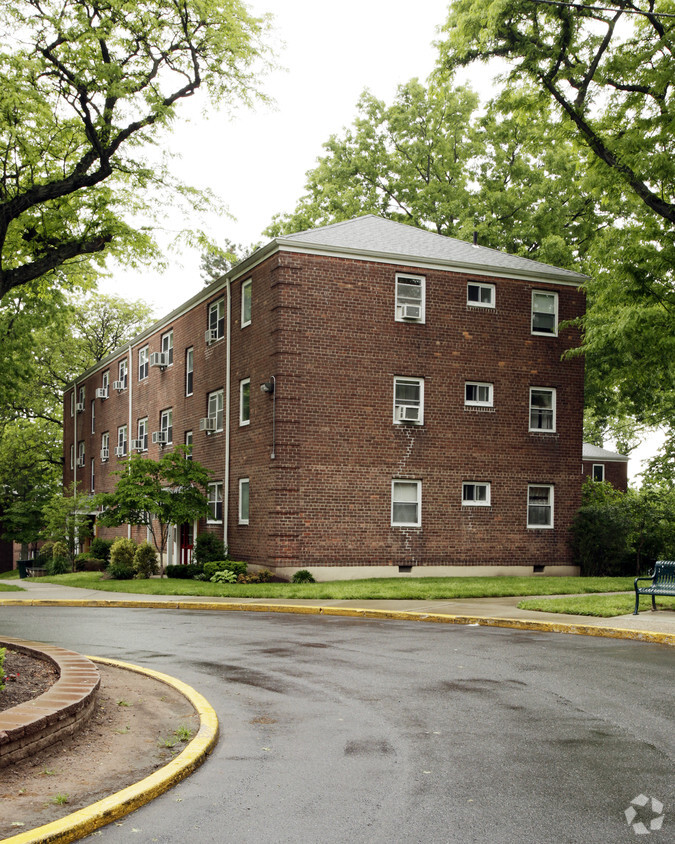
[260,375,276,458]
[260,380,275,394]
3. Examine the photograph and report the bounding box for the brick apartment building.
[63,216,587,579]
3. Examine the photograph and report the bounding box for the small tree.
[96,448,211,576]
[42,483,95,568]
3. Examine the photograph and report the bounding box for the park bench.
[634,560,675,614]
[26,567,46,578]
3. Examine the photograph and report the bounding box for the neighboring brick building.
[64,216,586,579]
[582,443,629,491]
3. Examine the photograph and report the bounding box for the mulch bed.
[1,649,59,712]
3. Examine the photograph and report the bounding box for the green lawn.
[518,594,675,617]
[0,570,20,579]
[0,582,22,592]
[31,572,637,601]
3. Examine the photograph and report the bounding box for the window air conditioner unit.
[100,448,109,461]
[199,416,217,433]
[112,380,126,391]
[152,431,167,445]
[95,387,109,399]
[149,352,168,369]
[396,404,420,423]
[131,439,144,452]
[114,446,126,457]
[205,328,218,344]
[76,456,85,468]
[401,304,422,320]
[76,402,85,413]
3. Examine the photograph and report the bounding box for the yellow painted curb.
[0,597,673,647]
[3,657,219,844]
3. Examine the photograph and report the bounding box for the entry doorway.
[179,522,194,565]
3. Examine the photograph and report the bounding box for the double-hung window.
[77,441,85,468]
[137,417,149,452]
[119,359,128,390]
[90,458,95,493]
[240,378,250,425]
[208,481,223,523]
[117,425,127,457]
[101,432,109,462]
[70,443,74,470]
[208,389,224,432]
[241,279,252,327]
[467,282,495,308]
[395,274,425,323]
[393,377,424,425]
[462,482,491,506]
[70,391,75,417]
[138,346,149,381]
[160,408,173,445]
[185,347,194,396]
[185,431,193,459]
[78,386,85,410]
[239,478,250,524]
[207,298,225,343]
[592,464,605,482]
[529,388,556,432]
[465,381,493,407]
[391,480,421,527]
[531,291,558,336]
[161,329,174,366]
[101,370,109,396]
[91,400,96,434]
[527,485,554,528]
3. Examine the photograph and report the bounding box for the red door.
[179,523,194,565]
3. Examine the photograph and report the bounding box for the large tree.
[0,0,270,301]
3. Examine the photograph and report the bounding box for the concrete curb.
[1,597,673,647]
[3,657,219,844]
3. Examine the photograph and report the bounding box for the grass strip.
[0,583,22,592]
[518,594,675,617]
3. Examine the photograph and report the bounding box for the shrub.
[90,538,113,563]
[47,556,70,575]
[51,540,69,561]
[203,560,247,580]
[166,564,204,579]
[81,558,106,572]
[107,562,135,580]
[133,541,159,579]
[239,568,273,583]
[108,538,136,579]
[210,569,238,583]
[292,569,315,583]
[37,542,55,566]
[194,533,228,564]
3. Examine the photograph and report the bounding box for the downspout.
[72,380,77,489]
[127,344,133,541]
[224,279,231,550]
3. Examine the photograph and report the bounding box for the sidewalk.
[5,578,675,637]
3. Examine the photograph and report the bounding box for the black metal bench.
[634,560,675,614]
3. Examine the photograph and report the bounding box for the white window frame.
[70,391,75,417]
[102,370,109,393]
[240,378,250,426]
[185,430,193,459]
[118,425,128,456]
[78,386,85,407]
[161,329,174,366]
[393,376,424,425]
[208,298,225,342]
[529,387,556,432]
[527,484,554,529]
[101,432,109,462]
[208,389,224,433]
[185,347,194,396]
[90,458,95,493]
[239,478,250,525]
[70,443,74,470]
[592,464,605,482]
[467,282,495,308]
[531,290,558,336]
[207,481,223,523]
[241,278,252,327]
[462,482,491,506]
[91,399,96,434]
[160,408,173,445]
[465,381,493,407]
[119,358,128,389]
[78,440,85,467]
[395,274,425,323]
[138,417,149,452]
[391,479,422,528]
[138,345,149,381]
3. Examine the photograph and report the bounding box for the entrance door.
[179,523,194,565]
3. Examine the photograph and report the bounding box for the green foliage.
[210,569,238,583]
[166,564,204,579]
[133,541,159,579]
[37,542,55,566]
[240,568,272,583]
[47,556,71,575]
[90,538,114,564]
[203,560,247,579]
[42,484,94,562]
[194,533,228,565]
[109,538,137,570]
[292,569,316,583]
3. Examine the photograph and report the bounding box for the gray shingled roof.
[582,442,629,462]
[277,215,587,284]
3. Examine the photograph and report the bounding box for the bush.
[81,558,106,572]
[210,569,238,583]
[37,542,55,566]
[203,560,247,580]
[107,562,135,580]
[90,538,113,563]
[47,556,70,575]
[133,541,158,579]
[194,533,228,564]
[166,563,204,579]
[51,540,69,562]
[108,538,136,579]
[239,568,273,583]
[292,569,316,583]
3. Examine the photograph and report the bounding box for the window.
[117,425,128,456]
[462,482,491,506]
[101,370,109,394]
[395,274,425,323]
[592,464,605,482]
[101,432,109,462]
[393,377,424,424]
[531,291,558,336]
[241,279,252,327]
[137,417,148,452]
[240,378,250,425]
[185,347,194,396]
[207,482,223,522]
[529,388,556,432]
[138,345,149,381]
[70,391,74,417]
[208,389,224,432]
[207,298,225,343]
[161,329,174,365]
[78,386,85,409]
[185,430,193,459]
[527,485,554,528]
[465,381,493,407]
[160,408,173,445]
[239,478,250,524]
[91,400,96,434]
[119,359,128,389]
[391,480,421,527]
[90,458,95,493]
[70,443,74,470]
[467,282,495,308]
[77,441,85,468]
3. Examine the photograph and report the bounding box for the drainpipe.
[224,280,231,550]
[127,344,133,541]
[72,381,77,489]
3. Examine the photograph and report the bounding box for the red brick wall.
[582,460,628,492]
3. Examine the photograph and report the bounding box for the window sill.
[464,406,495,413]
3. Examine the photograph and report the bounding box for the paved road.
[1,606,673,843]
